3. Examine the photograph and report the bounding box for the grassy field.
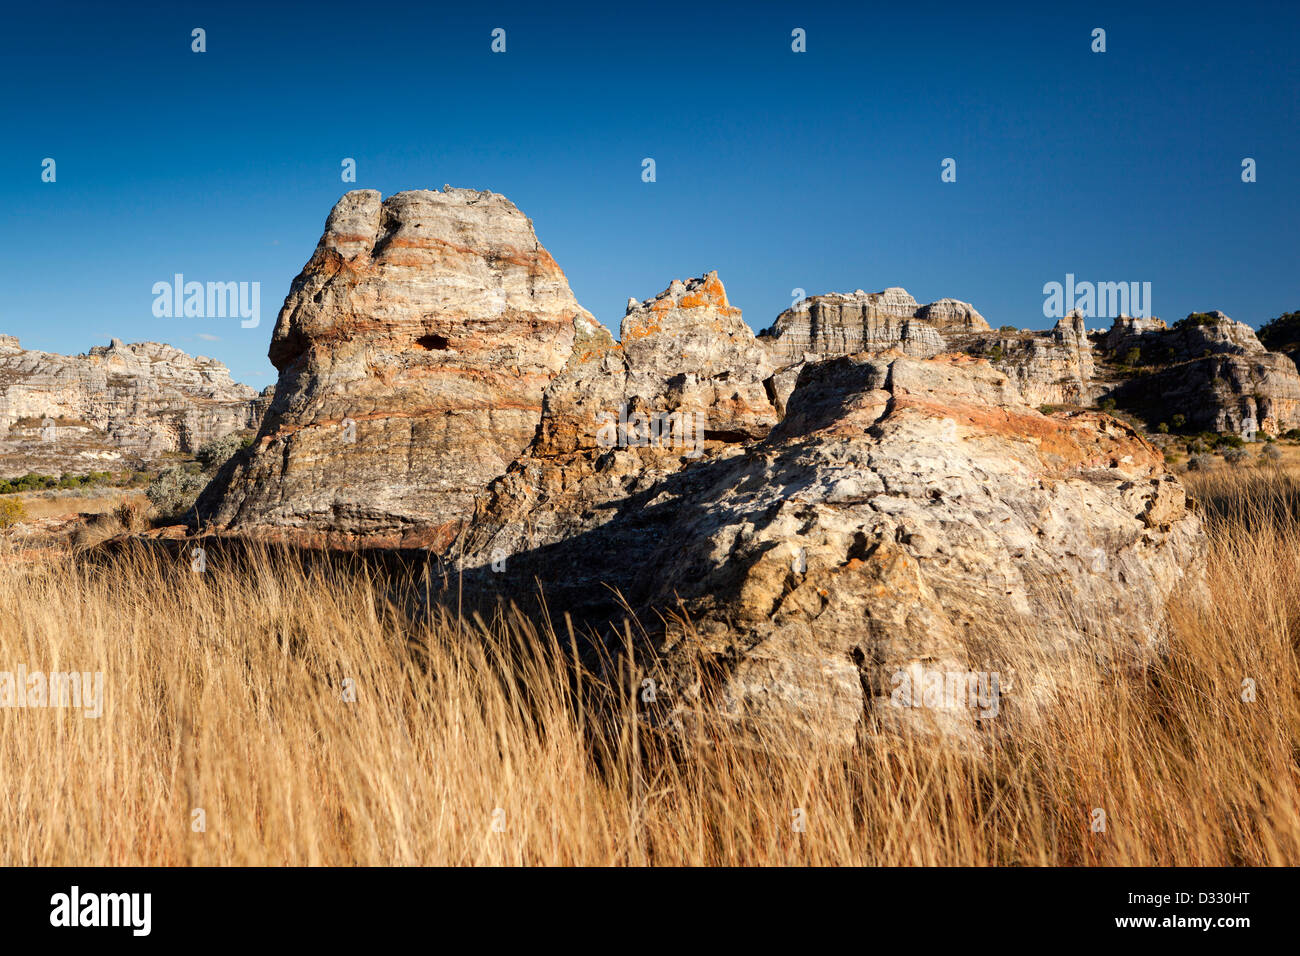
[0,464,1296,865]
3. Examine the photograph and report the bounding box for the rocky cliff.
[0,335,264,475]
[1098,311,1300,434]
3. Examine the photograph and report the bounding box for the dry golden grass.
[0,465,1297,866]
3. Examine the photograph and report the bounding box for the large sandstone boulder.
[454,351,1205,747]
[643,355,1203,745]
[197,187,594,547]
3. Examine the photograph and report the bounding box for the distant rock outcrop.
[758,288,1097,409]
[959,313,1098,407]
[197,187,595,548]
[0,336,262,475]
[759,287,986,366]
[1101,312,1300,434]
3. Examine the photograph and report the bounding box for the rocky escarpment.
[759,287,988,367]
[197,187,595,548]
[758,288,983,408]
[0,335,264,475]
[1099,312,1300,434]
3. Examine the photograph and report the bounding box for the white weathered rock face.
[960,313,1098,407]
[1103,315,1170,353]
[0,337,263,474]
[644,355,1203,746]
[759,287,988,368]
[197,187,596,548]
[757,287,1100,409]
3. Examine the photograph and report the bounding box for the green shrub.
[1223,447,1250,466]
[1099,398,1117,411]
[195,432,249,470]
[145,467,208,521]
[1174,312,1219,329]
[0,498,25,528]
[1257,310,1300,354]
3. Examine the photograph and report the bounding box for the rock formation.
[0,336,263,475]
[1100,312,1300,434]
[956,313,1098,407]
[196,187,595,548]
[758,288,984,370]
[454,271,779,604]
[757,288,1097,409]
[175,187,1228,747]
[455,352,1204,747]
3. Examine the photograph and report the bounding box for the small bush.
[1171,413,1187,429]
[0,498,25,528]
[1217,434,1245,450]
[1157,422,1169,433]
[195,432,248,470]
[1223,447,1250,467]
[113,499,146,531]
[1188,454,1214,471]
[1099,398,1117,411]
[1260,444,1284,463]
[145,468,208,521]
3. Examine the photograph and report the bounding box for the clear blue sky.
[2,0,1297,385]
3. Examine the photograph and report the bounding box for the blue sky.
[2,0,1297,385]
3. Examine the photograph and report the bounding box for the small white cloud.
[195,333,220,342]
